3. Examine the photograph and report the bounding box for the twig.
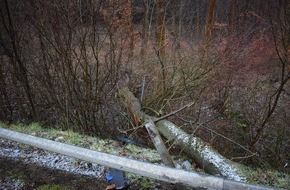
[153,101,195,122]
[201,123,255,155]
[123,102,195,133]
[174,114,255,155]
[140,75,146,102]
[231,153,258,160]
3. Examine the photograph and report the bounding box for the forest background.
[0,0,289,178]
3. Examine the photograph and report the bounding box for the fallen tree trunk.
[156,120,247,181]
[144,119,175,167]
[119,87,249,182]
[144,119,186,190]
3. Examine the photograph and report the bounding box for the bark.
[141,0,149,64]
[229,0,235,33]
[172,0,184,59]
[286,0,290,51]
[196,0,201,37]
[0,57,13,120]
[205,0,216,42]
[119,87,249,182]
[144,119,186,190]
[144,119,175,167]
[1,0,37,120]
[156,0,165,58]
[128,0,134,59]
[156,119,247,181]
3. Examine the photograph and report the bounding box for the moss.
[127,173,156,190]
[27,123,43,132]
[0,170,26,182]
[139,178,154,189]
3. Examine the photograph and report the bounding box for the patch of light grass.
[7,122,44,135]
[51,129,84,146]
[65,132,83,146]
[27,123,43,133]
[2,123,84,146]
[9,123,25,132]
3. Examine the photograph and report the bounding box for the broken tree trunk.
[145,119,186,190]
[156,120,247,181]
[119,87,249,182]
[144,119,175,167]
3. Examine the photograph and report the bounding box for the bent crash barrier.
[0,128,278,190]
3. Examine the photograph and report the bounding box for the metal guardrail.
[0,128,279,190]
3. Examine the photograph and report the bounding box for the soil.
[0,156,176,190]
[0,156,107,190]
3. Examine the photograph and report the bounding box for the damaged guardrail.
[0,128,278,190]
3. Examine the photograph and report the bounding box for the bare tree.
[155,0,165,58]
[0,0,37,120]
[205,0,216,42]
[249,0,290,150]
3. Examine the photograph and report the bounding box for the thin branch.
[174,114,255,155]
[153,101,195,122]
[123,101,195,133]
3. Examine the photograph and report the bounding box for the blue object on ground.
[108,168,130,190]
[106,174,113,182]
